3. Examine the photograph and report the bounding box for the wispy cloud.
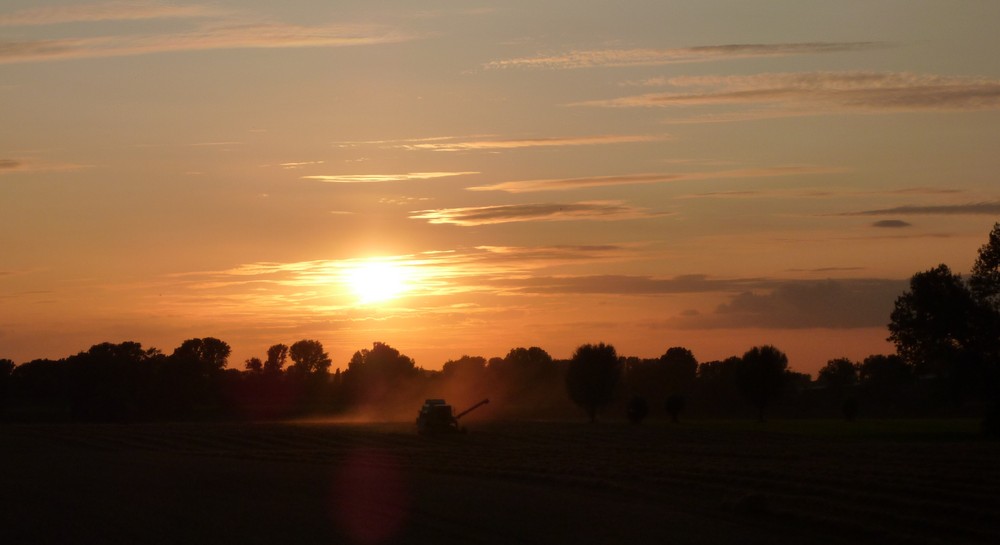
[410,201,658,226]
[468,165,837,193]
[575,72,1000,113]
[302,171,478,183]
[160,245,643,311]
[846,201,1000,216]
[484,42,885,70]
[0,21,414,64]
[0,158,92,175]
[331,134,665,152]
[277,161,325,169]
[0,1,219,26]
[871,220,912,228]
[389,134,665,152]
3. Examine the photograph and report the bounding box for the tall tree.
[263,344,289,375]
[736,345,789,422]
[888,264,978,378]
[288,340,332,375]
[970,222,1000,311]
[565,343,620,423]
[660,346,698,395]
[817,358,859,391]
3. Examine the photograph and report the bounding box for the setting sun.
[346,260,410,304]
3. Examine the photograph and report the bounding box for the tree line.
[1,224,998,429]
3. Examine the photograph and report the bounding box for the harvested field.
[2,420,997,544]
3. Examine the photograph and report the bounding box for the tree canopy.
[565,343,620,423]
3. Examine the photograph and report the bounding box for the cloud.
[390,134,665,152]
[872,219,912,228]
[0,1,218,26]
[468,165,837,193]
[496,274,759,295]
[409,201,658,226]
[675,279,905,329]
[492,274,904,330]
[0,22,414,64]
[302,171,478,183]
[575,72,1000,113]
[277,161,325,169]
[846,201,1000,216]
[0,158,91,175]
[484,42,885,70]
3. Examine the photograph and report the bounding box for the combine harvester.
[416,398,489,435]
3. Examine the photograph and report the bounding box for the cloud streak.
[303,171,478,183]
[575,72,1000,113]
[0,158,92,175]
[485,42,885,70]
[676,279,904,329]
[410,201,658,226]
[845,201,1000,216]
[0,22,414,64]
[391,134,665,152]
[0,1,218,26]
[468,165,837,193]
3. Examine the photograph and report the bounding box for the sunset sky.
[3,1,1000,374]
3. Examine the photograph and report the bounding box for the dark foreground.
[2,419,997,544]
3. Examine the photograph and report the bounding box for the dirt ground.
[2,419,997,544]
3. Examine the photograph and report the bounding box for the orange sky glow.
[2,1,1000,375]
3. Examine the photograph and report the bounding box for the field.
[2,419,998,544]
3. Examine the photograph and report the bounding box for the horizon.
[3,1,1000,376]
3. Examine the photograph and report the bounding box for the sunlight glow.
[346,260,411,304]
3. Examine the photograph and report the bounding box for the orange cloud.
[410,201,659,226]
[468,166,838,193]
[302,172,478,183]
[485,42,885,70]
[576,72,1000,113]
[0,23,415,64]
[0,1,219,26]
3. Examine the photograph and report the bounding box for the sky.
[2,1,1000,375]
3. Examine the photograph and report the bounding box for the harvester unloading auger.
[416,398,489,434]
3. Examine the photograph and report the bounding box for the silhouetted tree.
[626,395,648,424]
[344,342,419,409]
[73,342,164,420]
[288,340,332,376]
[889,265,978,379]
[172,337,231,373]
[244,357,263,373]
[968,223,1000,407]
[0,358,15,416]
[694,357,742,416]
[970,222,1000,311]
[442,355,487,377]
[857,354,912,412]
[736,345,789,422]
[818,358,859,391]
[566,343,620,423]
[9,358,69,417]
[264,344,289,375]
[163,337,231,417]
[660,347,698,393]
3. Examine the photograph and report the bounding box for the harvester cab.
[416,398,489,434]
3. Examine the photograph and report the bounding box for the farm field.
[2,419,997,544]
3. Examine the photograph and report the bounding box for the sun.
[345,260,410,304]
